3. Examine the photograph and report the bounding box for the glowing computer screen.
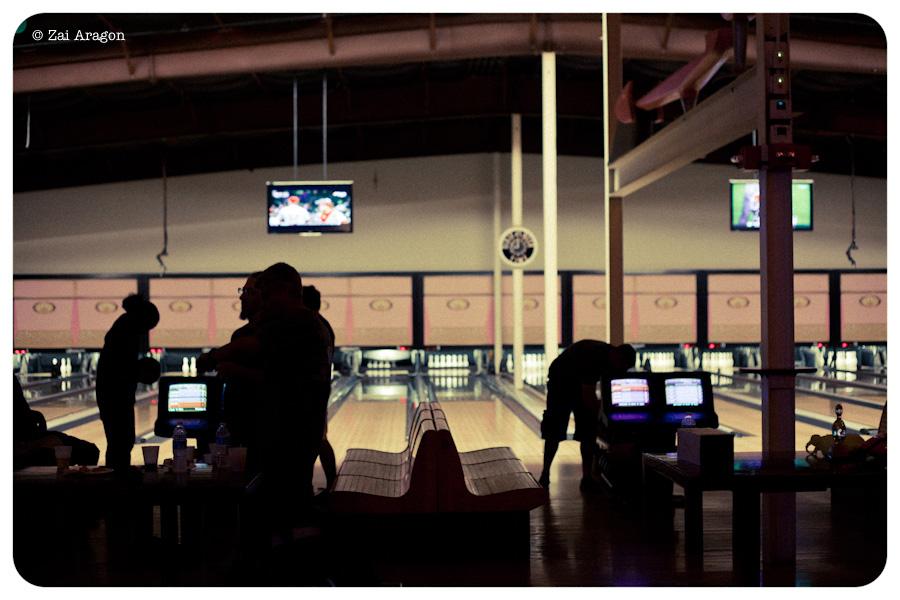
[664,378,704,407]
[167,383,208,413]
[610,378,651,408]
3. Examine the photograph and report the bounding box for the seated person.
[13,377,100,470]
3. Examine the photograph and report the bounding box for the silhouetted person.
[220,271,264,449]
[201,263,331,537]
[539,340,636,491]
[302,284,337,492]
[13,377,100,469]
[95,295,161,471]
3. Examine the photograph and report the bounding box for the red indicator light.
[708,343,716,350]
[683,343,692,349]
[817,343,824,349]
[841,342,849,348]
[398,346,408,350]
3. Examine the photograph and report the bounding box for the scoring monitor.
[167,382,208,413]
[609,378,651,408]
[664,377,704,407]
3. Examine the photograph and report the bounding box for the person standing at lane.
[538,340,636,491]
[302,284,337,492]
[96,294,161,471]
[200,263,331,535]
[223,271,264,450]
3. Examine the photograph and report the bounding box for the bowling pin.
[189,357,197,376]
[182,357,190,376]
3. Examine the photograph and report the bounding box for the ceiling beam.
[609,67,759,197]
[14,19,884,94]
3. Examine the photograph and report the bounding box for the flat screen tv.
[267,181,353,234]
[730,179,813,231]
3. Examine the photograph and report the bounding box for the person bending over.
[538,340,636,492]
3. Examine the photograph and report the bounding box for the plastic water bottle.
[172,422,188,473]
[214,422,231,469]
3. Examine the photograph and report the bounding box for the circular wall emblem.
[592,297,605,310]
[523,297,540,311]
[654,296,678,310]
[169,300,193,313]
[794,296,811,309]
[499,226,538,268]
[232,300,241,312]
[95,301,118,314]
[859,295,882,308]
[727,296,751,309]
[446,298,470,311]
[369,299,393,312]
[321,299,331,311]
[32,302,56,314]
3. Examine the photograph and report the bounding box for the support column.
[542,52,560,366]
[603,14,625,346]
[492,153,504,375]
[511,114,525,390]
[756,13,797,570]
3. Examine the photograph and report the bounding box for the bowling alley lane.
[26,388,99,423]
[62,393,164,466]
[316,379,409,456]
[313,374,580,489]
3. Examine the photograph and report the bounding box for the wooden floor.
[15,373,889,587]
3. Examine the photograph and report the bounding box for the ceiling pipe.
[13,20,885,94]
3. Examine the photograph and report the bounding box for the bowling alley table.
[641,451,887,576]
[14,464,261,547]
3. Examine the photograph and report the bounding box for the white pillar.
[511,114,525,390]
[542,52,560,368]
[492,152,504,376]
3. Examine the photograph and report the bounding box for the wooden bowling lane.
[320,382,409,459]
[62,394,164,466]
[793,391,884,431]
[429,391,581,472]
[714,395,824,452]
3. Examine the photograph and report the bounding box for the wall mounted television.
[729,179,813,231]
[267,181,353,234]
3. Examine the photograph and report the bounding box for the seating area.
[330,401,547,515]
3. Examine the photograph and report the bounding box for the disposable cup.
[55,445,72,472]
[142,445,160,469]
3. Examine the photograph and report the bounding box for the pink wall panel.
[793,274,829,343]
[14,299,75,348]
[350,296,413,346]
[14,278,138,348]
[211,277,248,297]
[14,280,76,298]
[424,275,493,345]
[573,274,695,344]
[708,274,831,343]
[149,279,215,348]
[841,273,886,342]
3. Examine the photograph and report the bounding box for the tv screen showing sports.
[167,383,208,413]
[664,378,704,407]
[267,181,353,234]
[609,378,651,408]
[730,179,813,231]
